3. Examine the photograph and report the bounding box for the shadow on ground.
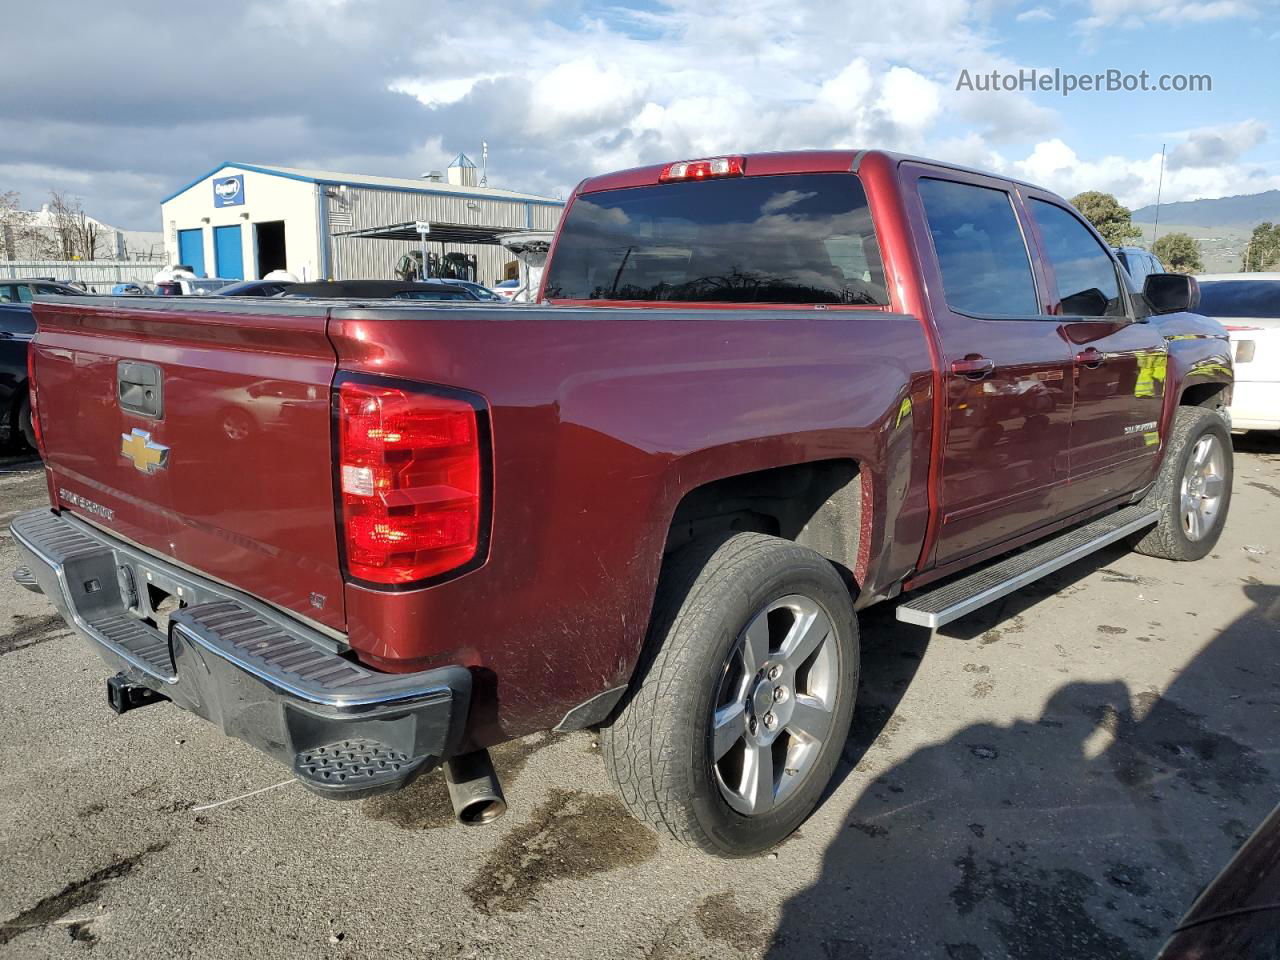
[768,582,1280,959]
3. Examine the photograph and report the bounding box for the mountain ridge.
[1131,189,1280,227]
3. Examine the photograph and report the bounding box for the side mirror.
[1144,273,1199,315]
[1061,287,1110,317]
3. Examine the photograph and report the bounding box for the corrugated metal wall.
[329,187,562,286]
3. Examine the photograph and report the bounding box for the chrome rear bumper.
[10,508,471,799]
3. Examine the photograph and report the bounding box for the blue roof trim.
[450,152,477,168]
[160,161,563,207]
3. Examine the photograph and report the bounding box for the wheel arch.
[662,458,865,584]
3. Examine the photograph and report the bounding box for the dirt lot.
[1,436,1278,960]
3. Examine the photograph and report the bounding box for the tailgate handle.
[117,361,164,419]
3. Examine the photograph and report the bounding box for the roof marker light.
[658,156,746,183]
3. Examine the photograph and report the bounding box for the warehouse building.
[158,155,564,285]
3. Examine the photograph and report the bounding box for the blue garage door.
[213,225,244,280]
[177,229,205,277]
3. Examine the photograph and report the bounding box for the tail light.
[336,377,489,587]
[26,346,44,454]
[658,156,746,182]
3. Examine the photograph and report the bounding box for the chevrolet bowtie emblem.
[121,428,169,474]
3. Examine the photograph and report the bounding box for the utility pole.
[1151,143,1166,246]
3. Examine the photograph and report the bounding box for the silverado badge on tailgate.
[121,428,169,474]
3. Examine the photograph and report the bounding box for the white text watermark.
[956,68,1211,96]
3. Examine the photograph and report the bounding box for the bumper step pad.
[295,738,424,792]
[897,505,1159,629]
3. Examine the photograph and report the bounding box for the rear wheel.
[17,394,36,452]
[1131,406,1232,561]
[602,533,858,857]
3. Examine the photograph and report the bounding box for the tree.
[0,191,38,260]
[1070,191,1143,246]
[1152,232,1204,273]
[1242,222,1280,272]
[45,191,104,261]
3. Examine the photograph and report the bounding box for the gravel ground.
[1,435,1277,960]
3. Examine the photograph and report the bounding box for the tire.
[17,393,37,452]
[1130,406,1232,561]
[601,532,859,857]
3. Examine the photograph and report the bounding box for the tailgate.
[31,296,346,633]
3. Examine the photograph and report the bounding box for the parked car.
[491,278,521,301]
[15,149,1231,857]
[214,279,296,298]
[1158,801,1280,957]
[436,278,507,302]
[284,280,481,301]
[1114,245,1165,287]
[0,279,87,302]
[154,278,240,296]
[1195,272,1279,432]
[0,301,35,450]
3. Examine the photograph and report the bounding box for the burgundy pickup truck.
[13,150,1233,856]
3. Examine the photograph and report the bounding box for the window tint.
[918,178,1038,317]
[14,285,34,303]
[1030,200,1126,318]
[544,173,887,305]
[0,285,15,303]
[1196,280,1280,318]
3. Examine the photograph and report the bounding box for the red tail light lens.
[337,378,487,586]
[658,156,746,182]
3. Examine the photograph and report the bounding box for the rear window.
[918,178,1038,317]
[1196,280,1280,318]
[544,173,888,305]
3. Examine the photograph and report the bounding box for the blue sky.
[1,0,1276,229]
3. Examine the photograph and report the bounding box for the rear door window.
[544,173,887,305]
[918,178,1039,317]
[1195,280,1280,318]
[1029,199,1127,318]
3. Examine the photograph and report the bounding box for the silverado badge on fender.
[121,428,169,474]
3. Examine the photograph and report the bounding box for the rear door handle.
[951,356,995,379]
[1075,347,1105,368]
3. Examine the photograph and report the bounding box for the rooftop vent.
[422,171,445,182]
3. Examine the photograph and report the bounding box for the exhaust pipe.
[444,749,507,825]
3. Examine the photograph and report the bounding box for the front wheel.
[601,533,859,857]
[1131,406,1232,561]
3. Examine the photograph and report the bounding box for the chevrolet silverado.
[13,150,1233,856]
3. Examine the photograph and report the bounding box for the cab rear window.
[544,173,888,305]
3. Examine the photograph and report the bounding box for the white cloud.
[1169,119,1268,169]
[1010,137,1280,208]
[1015,7,1055,21]
[1078,0,1255,29]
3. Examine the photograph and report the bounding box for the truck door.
[1020,194,1166,513]
[903,166,1075,567]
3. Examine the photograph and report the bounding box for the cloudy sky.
[2,0,1276,230]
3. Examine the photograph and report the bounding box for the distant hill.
[1132,189,1280,227]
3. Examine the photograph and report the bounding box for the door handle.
[1075,347,1105,368]
[951,356,995,379]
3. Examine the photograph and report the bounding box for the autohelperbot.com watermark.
[956,68,1211,96]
